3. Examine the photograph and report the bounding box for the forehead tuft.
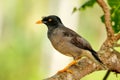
[44,15,58,19]
[42,15,62,23]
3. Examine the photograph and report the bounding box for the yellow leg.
[57,60,78,73]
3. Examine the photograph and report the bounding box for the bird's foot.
[57,60,78,74]
[57,68,73,74]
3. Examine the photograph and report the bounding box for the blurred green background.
[0,0,119,80]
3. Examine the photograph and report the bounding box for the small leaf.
[107,0,120,33]
[72,7,78,13]
[101,15,105,23]
[107,0,120,7]
[80,0,96,10]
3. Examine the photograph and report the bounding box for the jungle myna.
[36,15,104,72]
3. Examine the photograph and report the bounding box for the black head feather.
[42,15,63,27]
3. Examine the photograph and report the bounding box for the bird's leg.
[57,60,78,74]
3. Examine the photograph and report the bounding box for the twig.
[103,70,111,80]
[115,33,120,41]
[96,0,114,38]
[96,0,115,50]
[114,43,120,47]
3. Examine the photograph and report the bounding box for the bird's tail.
[89,49,107,69]
[90,50,103,64]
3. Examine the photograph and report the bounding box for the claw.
[66,69,73,74]
[57,60,78,74]
[57,68,67,73]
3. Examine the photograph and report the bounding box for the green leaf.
[107,0,120,33]
[107,0,120,7]
[101,15,105,23]
[72,7,78,13]
[79,0,96,10]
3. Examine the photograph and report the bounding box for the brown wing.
[71,35,93,51]
[61,27,92,50]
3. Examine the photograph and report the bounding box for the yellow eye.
[48,18,52,22]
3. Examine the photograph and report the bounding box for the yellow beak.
[36,20,43,24]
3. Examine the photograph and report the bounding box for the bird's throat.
[47,26,57,39]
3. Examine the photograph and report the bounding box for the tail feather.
[89,49,103,64]
[86,49,107,69]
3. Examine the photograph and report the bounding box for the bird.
[36,15,105,72]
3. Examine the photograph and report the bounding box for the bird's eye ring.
[48,18,52,22]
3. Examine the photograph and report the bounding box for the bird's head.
[36,15,63,27]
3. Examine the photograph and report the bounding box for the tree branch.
[45,58,105,80]
[96,0,116,51]
[96,0,120,73]
[96,0,114,38]
[45,49,120,80]
[115,33,120,41]
[114,43,120,47]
